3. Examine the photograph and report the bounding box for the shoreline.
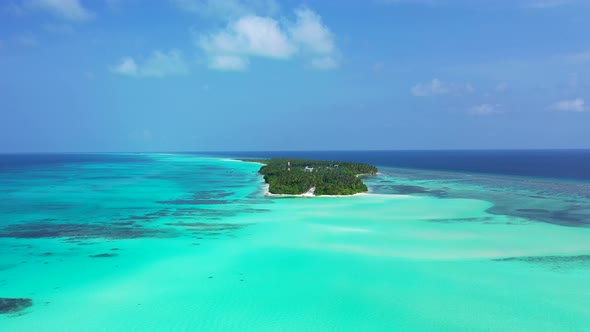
[229,158,267,166]
[261,183,370,198]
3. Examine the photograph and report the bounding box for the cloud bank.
[197,6,339,71]
[468,104,501,116]
[111,50,190,78]
[550,98,586,112]
[411,79,474,97]
[27,0,94,21]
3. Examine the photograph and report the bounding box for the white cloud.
[111,50,190,78]
[140,50,190,77]
[411,79,474,97]
[197,6,339,71]
[412,79,449,96]
[27,0,94,21]
[289,7,335,55]
[199,15,295,58]
[550,98,586,112]
[468,104,501,116]
[289,6,338,69]
[208,55,249,71]
[111,56,138,76]
[172,0,279,18]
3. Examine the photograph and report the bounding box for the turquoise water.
[1,154,590,331]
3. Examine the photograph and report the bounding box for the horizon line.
[1,148,590,154]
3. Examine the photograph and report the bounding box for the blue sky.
[1,0,589,152]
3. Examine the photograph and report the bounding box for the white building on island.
[304,166,314,172]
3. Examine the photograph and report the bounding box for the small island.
[245,158,378,196]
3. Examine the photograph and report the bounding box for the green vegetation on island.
[245,158,378,196]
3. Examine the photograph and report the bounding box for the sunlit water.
[1,154,590,331]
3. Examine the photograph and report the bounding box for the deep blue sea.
[213,150,590,182]
[3,150,590,182]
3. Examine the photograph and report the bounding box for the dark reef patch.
[89,253,117,258]
[516,209,551,213]
[494,255,590,271]
[494,255,590,263]
[488,205,590,227]
[158,207,270,220]
[527,195,549,199]
[373,167,590,228]
[112,211,164,223]
[0,221,175,240]
[428,217,495,224]
[126,215,153,221]
[372,184,448,197]
[9,244,34,249]
[0,298,33,314]
[111,221,136,226]
[156,198,231,205]
[149,210,170,216]
[191,191,234,199]
[156,191,238,205]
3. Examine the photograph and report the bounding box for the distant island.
[243,158,378,196]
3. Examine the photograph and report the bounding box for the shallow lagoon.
[1,154,590,331]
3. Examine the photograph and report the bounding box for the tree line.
[250,158,378,195]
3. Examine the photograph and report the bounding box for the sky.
[1,0,589,152]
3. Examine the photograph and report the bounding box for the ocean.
[1,151,589,331]
[214,149,590,181]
